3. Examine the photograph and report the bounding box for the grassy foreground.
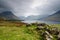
[0,21,60,40]
[0,21,41,40]
[0,26,40,40]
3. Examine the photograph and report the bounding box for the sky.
[0,0,60,17]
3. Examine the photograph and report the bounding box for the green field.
[0,21,41,40]
[0,26,40,40]
[0,21,60,40]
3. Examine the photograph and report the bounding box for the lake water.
[22,20,60,24]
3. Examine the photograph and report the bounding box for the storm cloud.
[0,0,60,17]
[0,0,12,13]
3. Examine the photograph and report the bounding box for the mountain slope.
[25,15,48,20]
[0,11,19,20]
[19,16,26,20]
[42,10,60,22]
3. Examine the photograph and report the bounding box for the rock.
[45,35,52,40]
[57,38,60,40]
[37,23,46,26]
[26,24,31,27]
[36,27,41,30]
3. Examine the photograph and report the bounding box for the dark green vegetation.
[0,21,60,40]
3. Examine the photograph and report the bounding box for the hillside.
[42,10,60,22]
[25,15,48,20]
[0,11,19,20]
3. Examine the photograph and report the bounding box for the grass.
[0,21,60,40]
[0,26,40,40]
[50,24,60,30]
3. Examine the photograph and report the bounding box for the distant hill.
[25,15,48,20]
[19,16,26,20]
[0,11,19,20]
[42,10,60,22]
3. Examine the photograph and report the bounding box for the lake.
[22,20,60,24]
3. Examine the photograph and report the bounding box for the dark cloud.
[0,0,60,17]
[1,0,33,16]
[36,0,60,15]
[0,0,12,13]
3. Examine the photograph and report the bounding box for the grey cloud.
[2,0,33,16]
[0,0,12,13]
[0,0,60,16]
[36,0,60,15]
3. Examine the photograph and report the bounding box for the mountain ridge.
[41,10,60,22]
[0,11,20,20]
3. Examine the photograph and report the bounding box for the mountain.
[25,15,39,20]
[19,16,26,20]
[41,10,60,22]
[0,11,19,20]
[25,15,48,20]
